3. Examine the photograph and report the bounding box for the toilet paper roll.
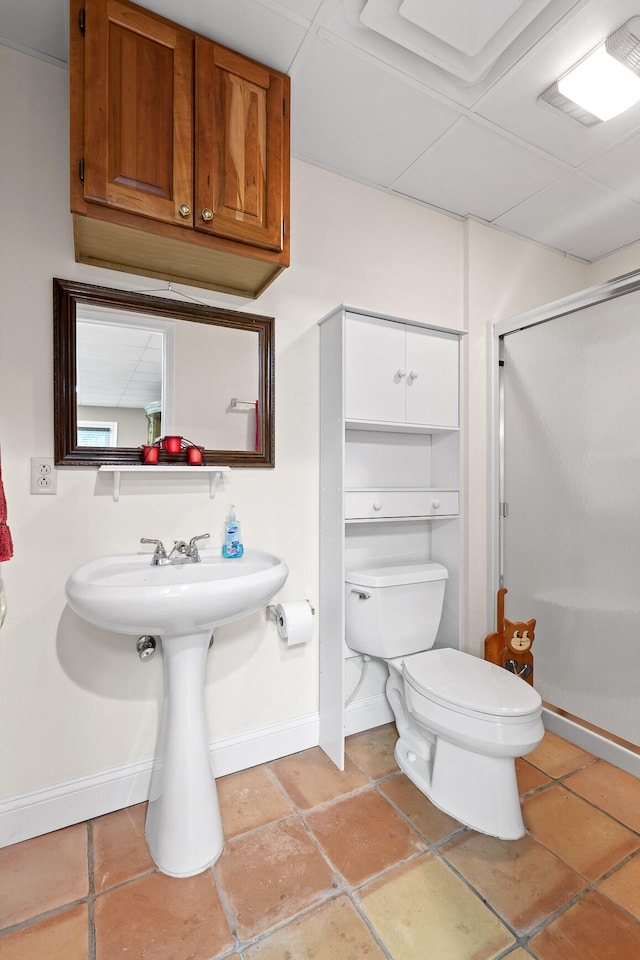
[275,601,313,647]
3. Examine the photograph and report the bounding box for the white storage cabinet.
[319,307,464,769]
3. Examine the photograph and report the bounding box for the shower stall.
[493,274,640,762]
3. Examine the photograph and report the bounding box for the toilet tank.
[345,560,448,658]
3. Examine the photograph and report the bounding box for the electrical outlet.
[30,457,57,495]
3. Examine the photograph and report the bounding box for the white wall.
[0,45,606,820]
[172,324,258,450]
[464,220,590,654]
[589,239,640,285]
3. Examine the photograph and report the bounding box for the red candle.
[142,445,159,463]
[164,435,182,454]
[187,445,203,464]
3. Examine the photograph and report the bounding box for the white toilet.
[345,559,543,839]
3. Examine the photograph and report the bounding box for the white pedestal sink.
[65,547,288,877]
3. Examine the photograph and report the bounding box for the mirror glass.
[54,279,274,467]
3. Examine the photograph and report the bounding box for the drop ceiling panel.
[291,34,462,186]
[143,0,307,72]
[392,117,567,220]
[0,0,67,65]
[581,133,640,202]
[494,173,640,253]
[567,213,640,260]
[77,323,163,408]
[273,0,323,21]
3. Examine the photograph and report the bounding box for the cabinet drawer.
[345,490,458,519]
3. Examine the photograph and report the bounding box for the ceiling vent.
[355,0,562,84]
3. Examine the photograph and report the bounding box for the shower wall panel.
[501,291,640,746]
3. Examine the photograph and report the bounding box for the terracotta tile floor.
[2,726,640,959]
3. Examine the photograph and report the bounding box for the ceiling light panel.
[540,17,640,125]
[559,45,640,120]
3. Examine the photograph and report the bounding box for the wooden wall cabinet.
[70,0,290,298]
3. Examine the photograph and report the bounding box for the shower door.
[501,289,640,746]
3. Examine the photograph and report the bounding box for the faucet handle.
[186,533,210,562]
[140,538,167,558]
[189,533,210,549]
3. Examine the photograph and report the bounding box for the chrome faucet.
[140,534,210,565]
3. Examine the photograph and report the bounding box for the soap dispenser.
[222,505,244,559]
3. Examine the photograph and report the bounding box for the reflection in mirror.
[54,279,274,467]
[76,307,168,448]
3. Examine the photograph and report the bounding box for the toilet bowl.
[345,560,543,839]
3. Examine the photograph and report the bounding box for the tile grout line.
[86,820,96,960]
[209,861,244,956]
[559,780,640,837]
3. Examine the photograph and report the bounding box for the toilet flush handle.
[350,589,370,600]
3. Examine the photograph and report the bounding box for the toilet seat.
[401,648,541,722]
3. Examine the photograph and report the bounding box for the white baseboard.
[0,712,319,848]
[345,693,394,736]
[542,707,640,778]
[8,702,634,850]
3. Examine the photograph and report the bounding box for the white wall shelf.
[98,465,231,502]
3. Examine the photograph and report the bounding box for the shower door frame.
[487,268,640,778]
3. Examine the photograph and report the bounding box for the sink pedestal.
[145,631,223,877]
[65,546,289,877]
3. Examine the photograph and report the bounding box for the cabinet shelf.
[345,419,459,435]
[99,465,230,502]
[345,515,457,524]
[345,486,454,492]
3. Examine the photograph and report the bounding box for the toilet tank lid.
[345,560,448,588]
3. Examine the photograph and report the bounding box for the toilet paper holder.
[266,599,315,624]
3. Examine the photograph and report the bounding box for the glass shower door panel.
[502,292,640,746]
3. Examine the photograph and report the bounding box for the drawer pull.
[432,499,441,510]
[201,208,214,221]
[372,501,383,511]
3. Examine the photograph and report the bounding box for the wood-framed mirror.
[53,278,274,467]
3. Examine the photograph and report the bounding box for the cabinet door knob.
[408,369,419,381]
[201,208,214,222]
[432,499,441,510]
[397,368,406,379]
[178,203,191,217]
[373,500,383,511]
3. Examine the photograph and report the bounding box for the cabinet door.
[345,316,406,422]
[195,40,287,252]
[84,0,194,226]
[405,327,459,428]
